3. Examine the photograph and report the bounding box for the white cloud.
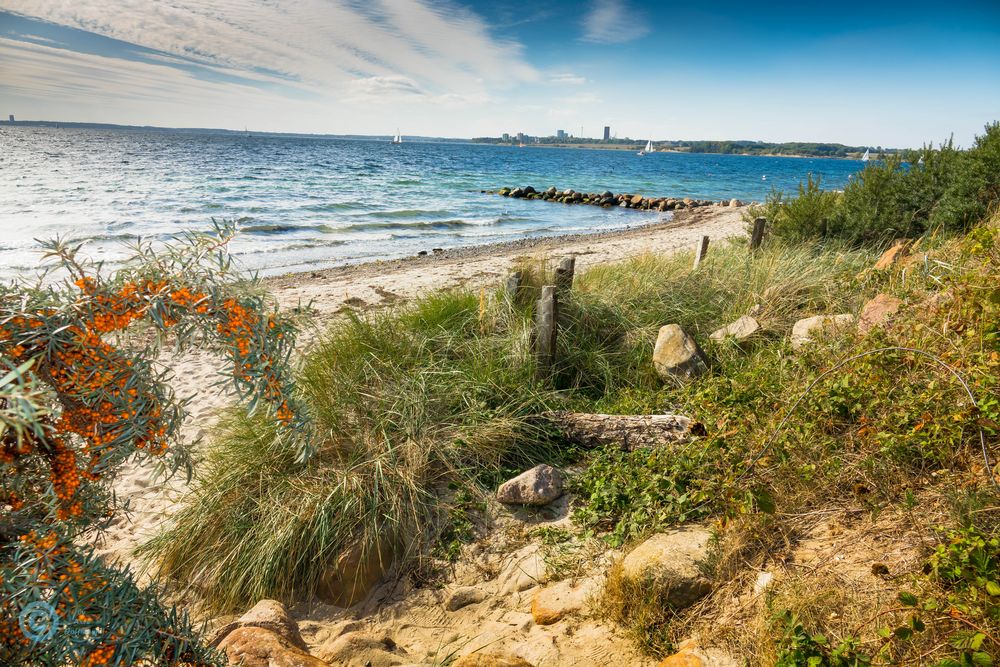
[549,72,587,85]
[581,0,650,44]
[0,0,538,102]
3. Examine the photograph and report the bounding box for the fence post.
[692,235,710,270]
[505,271,522,299]
[534,285,558,381]
[750,217,767,251]
[554,257,575,294]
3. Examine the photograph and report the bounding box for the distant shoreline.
[519,143,862,160]
[1,120,888,159]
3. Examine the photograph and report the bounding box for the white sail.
[392,129,402,144]
[861,148,870,162]
[645,140,653,153]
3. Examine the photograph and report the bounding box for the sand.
[94,204,748,665]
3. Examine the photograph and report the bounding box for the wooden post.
[534,285,558,381]
[692,235,710,270]
[750,217,767,251]
[554,257,575,293]
[505,271,522,299]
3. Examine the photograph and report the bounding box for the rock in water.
[858,294,902,334]
[790,314,855,349]
[653,324,707,380]
[729,199,742,207]
[621,526,713,609]
[709,315,761,342]
[496,464,563,506]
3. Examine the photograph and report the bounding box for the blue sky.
[1,0,998,145]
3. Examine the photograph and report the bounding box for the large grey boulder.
[496,464,563,506]
[653,324,708,380]
[621,526,713,609]
[790,314,855,349]
[709,315,761,342]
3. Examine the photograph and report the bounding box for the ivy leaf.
[985,581,1000,596]
[753,488,776,514]
[893,627,913,640]
[972,652,993,666]
[898,591,919,606]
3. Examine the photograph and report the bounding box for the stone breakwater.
[489,186,745,212]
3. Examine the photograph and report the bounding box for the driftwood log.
[542,411,705,451]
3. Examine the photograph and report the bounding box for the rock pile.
[491,187,724,212]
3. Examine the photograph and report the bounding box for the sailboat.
[638,139,653,156]
[391,129,402,144]
[861,148,870,163]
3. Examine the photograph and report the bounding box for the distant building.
[502,133,510,142]
[556,129,566,139]
[603,126,611,141]
[517,132,525,144]
[8,114,13,123]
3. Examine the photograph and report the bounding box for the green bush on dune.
[749,122,1000,244]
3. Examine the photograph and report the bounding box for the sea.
[0,127,866,278]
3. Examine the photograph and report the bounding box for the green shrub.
[746,174,842,243]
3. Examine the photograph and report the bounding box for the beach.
[94,204,746,667]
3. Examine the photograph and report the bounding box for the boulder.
[682,197,694,206]
[510,188,525,198]
[217,627,328,667]
[531,577,599,625]
[621,526,713,609]
[728,199,742,207]
[211,599,307,650]
[858,294,902,334]
[709,315,761,342]
[523,186,536,195]
[657,641,741,667]
[498,187,510,196]
[316,633,408,667]
[652,325,707,380]
[658,200,670,212]
[452,654,533,667]
[790,314,855,349]
[545,186,558,196]
[562,188,575,197]
[630,194,644,206]
[316,539,394,607]
[601,190,614,199]
[873,240,910,270]
[445,586,486,612]
[496,464,563,506]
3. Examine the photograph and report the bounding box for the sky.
[1,0,999,146]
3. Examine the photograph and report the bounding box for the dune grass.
[144,237,876,611]
[143,215,1000,662]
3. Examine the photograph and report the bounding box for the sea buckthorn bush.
[0,223,307,665]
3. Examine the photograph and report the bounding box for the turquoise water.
[0,127,865,277]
